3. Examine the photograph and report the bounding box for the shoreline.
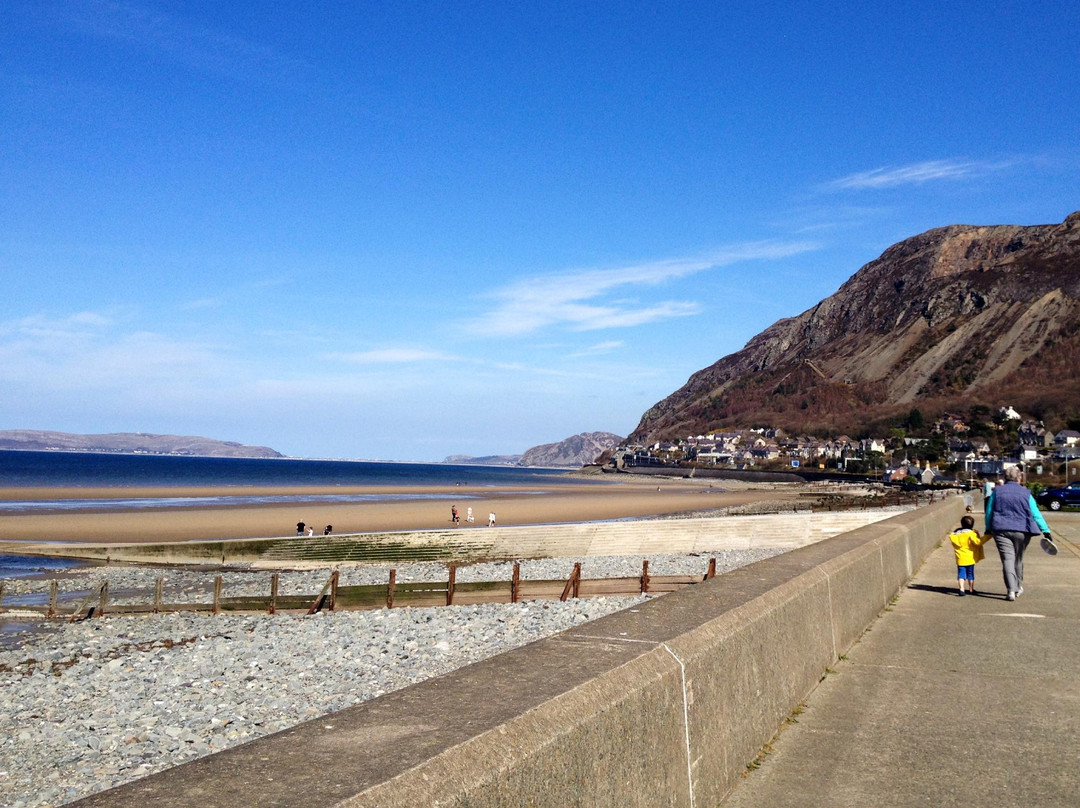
[0,478,807,545]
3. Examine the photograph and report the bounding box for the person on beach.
[296,520,306,535]
[323,524,332,535]
[306,526,314,537]
[466,506,474,523]
[985,465,1051,601]
[488,511,496,527]
[949,515,986,596]
[451,505,459,524]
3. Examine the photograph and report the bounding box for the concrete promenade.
[723,511,1080,808]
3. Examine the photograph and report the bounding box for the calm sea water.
[0,449,577,489]
[0,450,588,585]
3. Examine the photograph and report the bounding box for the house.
[1054,430,1080,447]
[1018,422,1054,448]
[918,466,942,486]
[1018,445,1040,462]
[860,437,886,454]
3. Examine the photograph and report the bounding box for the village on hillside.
[613,406,1080,488]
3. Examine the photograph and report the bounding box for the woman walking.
[984,466,1051,601]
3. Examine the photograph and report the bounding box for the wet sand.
[0,478,805,544]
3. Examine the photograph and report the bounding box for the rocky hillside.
[631,211,1080,443]
[518,432,623,467]
[0,430,283,458]
[445,432,623,468]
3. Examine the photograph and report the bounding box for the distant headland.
[0,430,283,459]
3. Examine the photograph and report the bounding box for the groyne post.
[446,565,456,606]
[387,569,396,609]
[560,562,582,601]
[269,574,279,615]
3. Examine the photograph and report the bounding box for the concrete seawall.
[71,496,965,807]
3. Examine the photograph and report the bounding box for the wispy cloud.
[332,348,459,365]
[570,341,624,357]
[55,1,310,82]
[466,241,818,338]
[0,311,114,342]
[828,159,989,190]
[0,312,230,389]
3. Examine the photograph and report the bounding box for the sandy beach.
[0,477,806,544]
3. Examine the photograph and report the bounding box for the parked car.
[1036,481,1080,511]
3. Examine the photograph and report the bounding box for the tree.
[906,408,925,432]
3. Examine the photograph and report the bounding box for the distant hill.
[0,430,283,459]
[443,454,523,466]
[446,432,623,468]
[630,211,1080,443]
[518,432,623,467]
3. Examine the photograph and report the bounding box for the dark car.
[1036,481,1080,511]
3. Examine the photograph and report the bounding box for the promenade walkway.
[722,511,1080,808]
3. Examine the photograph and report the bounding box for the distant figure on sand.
[296,520,306,535]
[306,526,314,537]
[466,506,474,523]
[324,525,332,535]
[451,505,460,524]
[488,511,496,527]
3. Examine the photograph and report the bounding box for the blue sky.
[2,2,1078,460]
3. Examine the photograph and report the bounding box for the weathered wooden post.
[640,559,650,594]
[97,581,109,617]
[511,562,520,604]
[212,576,223,615]
[446,565,456,606]
[707,558,717,579]
[561,563,582,602]
[329,570,339,612]
[153,578,164,614]
[387,569,396,609]
[47,581,58,619]
[269,573,279,615]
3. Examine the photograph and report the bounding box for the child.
[949,515,985,596]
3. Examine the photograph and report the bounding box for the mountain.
[630,211,1080,443]
[444,454,522,466]
[0,430,283,459]
[445,432,623,468]
[518,432,623,467]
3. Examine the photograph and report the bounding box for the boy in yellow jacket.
[949,515,986,596]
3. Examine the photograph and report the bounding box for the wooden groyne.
[0,558,720,621]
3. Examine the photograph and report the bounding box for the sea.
[0,449,588,581]
[0,449,578,490]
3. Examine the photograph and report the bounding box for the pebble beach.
[0,547,782,807]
